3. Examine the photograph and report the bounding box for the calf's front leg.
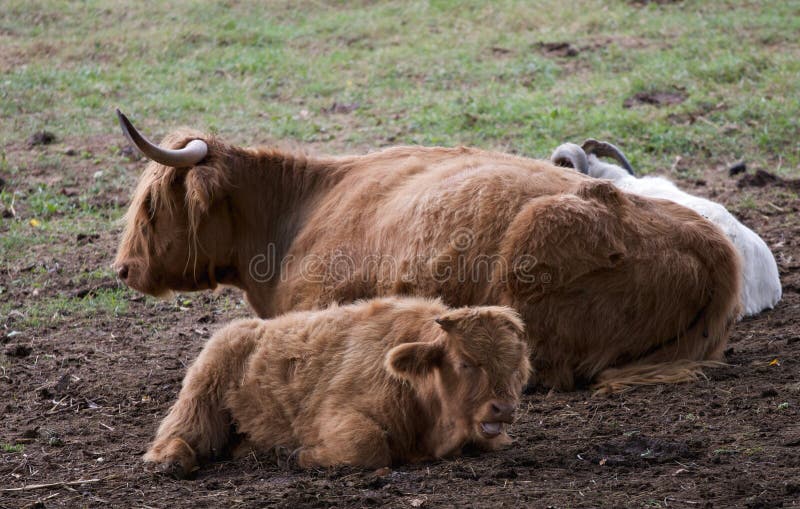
[144,329,255,478]
[297,411,392,469]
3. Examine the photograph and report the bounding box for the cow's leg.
[297,411,391,469]
[144,324,257,478]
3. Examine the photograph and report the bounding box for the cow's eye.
[460,361,476,370]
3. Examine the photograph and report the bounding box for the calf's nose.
[490,401,515,422]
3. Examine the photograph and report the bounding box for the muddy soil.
[1,147,798,508]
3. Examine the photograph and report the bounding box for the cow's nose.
[490,401,515,422]
[116,264,129,281]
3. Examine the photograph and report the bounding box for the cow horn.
[550,143,589,174]
[581,139,635,175]
[115,109,208,168]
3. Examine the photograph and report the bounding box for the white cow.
[551,140,781,317]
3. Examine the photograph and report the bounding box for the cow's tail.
[592,225,742,395]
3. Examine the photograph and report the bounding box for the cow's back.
[275,147,587,312]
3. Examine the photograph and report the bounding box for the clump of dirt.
[729,161,747,176]
[580,434,701,467]
[4,343,32,357]
[624,90,686,108]
[27,130,57,147]
[630,0,683,5]
[322,102,360,115]
[490,46,513,56]
[536,41,579,57]
[738,169,800,191]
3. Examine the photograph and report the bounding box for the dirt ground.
[1,143,799,508]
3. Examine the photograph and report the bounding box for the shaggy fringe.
[591,360,728,395]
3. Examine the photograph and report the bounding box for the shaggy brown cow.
[143,297,530,477]
[114,111,741,392]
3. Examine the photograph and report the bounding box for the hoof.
[284,447,307,471]
[144,458,197,480]
[143,437,198,479]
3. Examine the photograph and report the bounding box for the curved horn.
[550,143,589,174]
[581,139,634,175]
[115,109,208,168]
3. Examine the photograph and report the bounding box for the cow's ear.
[185,166,224,215]
[386,341,445,381]
[184,164,230,232]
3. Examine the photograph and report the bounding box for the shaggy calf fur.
[114,117,742,391]
[143,298,530,477]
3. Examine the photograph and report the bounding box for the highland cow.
[551,139,780,317]
[114,111,741,392]
[143,298,530,477]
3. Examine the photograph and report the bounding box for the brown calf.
[114,113,741,391]
[143,298,530,477]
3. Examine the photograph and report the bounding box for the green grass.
[1,0,798,170]
[1,443,24,453]
[0,288,130,329]
[2,0,799,329]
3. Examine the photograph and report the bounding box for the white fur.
[587,155,781,317]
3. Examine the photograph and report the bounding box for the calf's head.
[114,111,237,296]
[386,306,531,456]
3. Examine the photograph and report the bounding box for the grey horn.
[116,109,208,168]
[550,143,589,174]
[581,138,634,175]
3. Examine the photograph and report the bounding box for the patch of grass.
[1,1,798,172]
[743,446,764,456]
[0,210,119,265]
[734,193,760,212]
[0,288,130,328]
[1,443,24,453]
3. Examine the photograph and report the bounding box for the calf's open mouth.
[480,422,504,438]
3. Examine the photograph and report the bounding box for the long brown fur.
[143,297,530,477]
[115,131,741,391]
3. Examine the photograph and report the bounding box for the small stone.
[64,147,77,156]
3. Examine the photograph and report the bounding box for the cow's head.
[386,306,530,457]
[550,139,636,180]
[113,111,237,296]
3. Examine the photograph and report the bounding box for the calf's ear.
[386,341,445,381]
[434,317,456,331]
